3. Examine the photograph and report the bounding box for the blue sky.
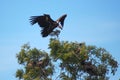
[0,0,120,80]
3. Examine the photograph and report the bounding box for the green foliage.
[49,38,118,80]
[16,69,24,80]
[16,39,118,80]
[16,43,54,80]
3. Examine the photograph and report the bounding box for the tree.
[49,38,118,80]
[16,39,118,80]
[16,43,54,80]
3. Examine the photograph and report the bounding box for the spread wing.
[30,14,57,37]
[56,14,67,27]
[30,14,54,28]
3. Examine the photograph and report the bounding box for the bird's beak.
[58,25,62,30]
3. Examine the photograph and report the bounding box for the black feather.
[30,14,67,37]
[56,14,67,26]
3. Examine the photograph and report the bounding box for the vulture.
[30,14,67,37]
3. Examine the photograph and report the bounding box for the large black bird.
[30,14,67,37]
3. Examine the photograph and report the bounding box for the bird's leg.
[56,21,62,30]
[58,25,62,30]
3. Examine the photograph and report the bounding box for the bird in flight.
[30,14,67,37]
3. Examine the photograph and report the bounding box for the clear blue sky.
[0,0,120,80]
